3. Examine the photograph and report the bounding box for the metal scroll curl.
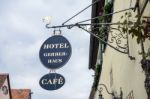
[107,27,129,54]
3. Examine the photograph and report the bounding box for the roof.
[89,0,105,70]
[11,89,31,99]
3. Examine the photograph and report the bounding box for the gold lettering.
[64,43,69,48]
[41,77,64,85]
[41,79,47,84]
[53,79,58,84]
[58,77,64,84]
[48,59,62,64]
[47,79,53,84]
[43,43,70,49]
[43,52,66,57]
[55,44,59,48]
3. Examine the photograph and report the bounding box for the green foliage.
[98,1,113,51]
[98,1,113,28]
[92,2,113,89]
[118,12,150,44]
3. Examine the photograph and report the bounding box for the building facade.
[0,73,32,99]
[0,74,12,99]
[89,0,150,99]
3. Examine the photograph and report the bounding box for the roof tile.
[11,89,31,99]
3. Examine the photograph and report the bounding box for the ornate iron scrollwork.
[98,84,123,99]
[108,27,129,54]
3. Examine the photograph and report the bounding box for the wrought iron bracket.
[44,6,138,57]
[78,25,129,54]
[98,84,123,99]
[44,6,135,55]
[45,21,138,56]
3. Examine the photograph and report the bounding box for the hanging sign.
[39,35,72,69]
[39,73,65,90]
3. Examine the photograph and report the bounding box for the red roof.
[11,89,31,99]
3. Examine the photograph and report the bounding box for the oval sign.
[39,35,72,69]
[39,73,65,90]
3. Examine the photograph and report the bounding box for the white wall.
[94,0,150,99]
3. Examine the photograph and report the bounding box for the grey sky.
[0,0,94,99]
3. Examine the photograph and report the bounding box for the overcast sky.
[0,0,94,99]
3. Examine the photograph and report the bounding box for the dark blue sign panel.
[39,35,72,69]
[39,73,65,90]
